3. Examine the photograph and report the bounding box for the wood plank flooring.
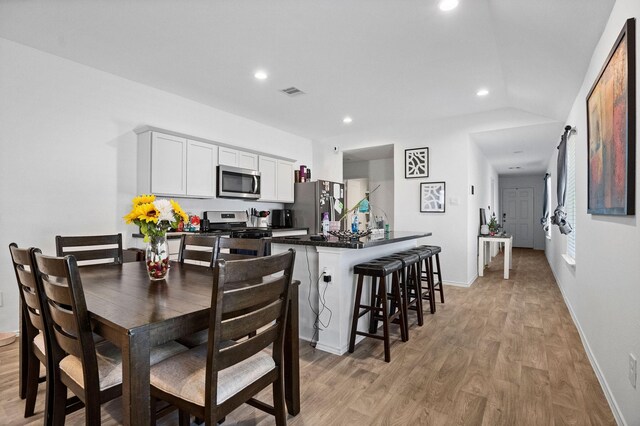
[0,249,616,425]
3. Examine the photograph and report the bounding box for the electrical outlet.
[322,267,331,276]
[629,353,637,389]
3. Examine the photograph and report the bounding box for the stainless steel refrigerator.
[286,180,345,234]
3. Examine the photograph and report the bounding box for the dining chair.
[150,249,296,426]
[177,236,265,349]
[178,234,220,267]
[33,252,187,425]
[217,237,267,260]
[55,233,123,266]
[9,244,51,420]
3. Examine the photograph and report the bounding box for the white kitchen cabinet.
[258,156,295,202]
[186,140,217,197]
[218,146,258,169]
[277,160,295,202]
[150,132,187,195]
[258,156,278,201]
[137,130,216,198]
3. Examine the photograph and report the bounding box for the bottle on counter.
[322,212,330,236]
[351,214,359,233]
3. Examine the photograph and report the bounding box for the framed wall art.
[405,147,429,178]
[420,181,446,213]
[586,17,636,215]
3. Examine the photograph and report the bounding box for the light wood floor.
[0,249,616,425]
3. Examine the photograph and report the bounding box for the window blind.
[567,136,576,259]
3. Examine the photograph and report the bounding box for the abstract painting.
[420,182,446,213]
[586,18,636,215]
[405,147,429,178]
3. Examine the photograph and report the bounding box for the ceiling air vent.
[280,87,305,96]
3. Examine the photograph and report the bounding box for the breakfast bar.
[271,232,431,355]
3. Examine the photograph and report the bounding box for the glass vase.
[145,235,170,281]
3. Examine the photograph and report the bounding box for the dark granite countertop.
[271,231,432,249]
[132,227,308,240]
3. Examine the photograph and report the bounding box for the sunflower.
[170,199,188,222]
[136,203,159,223]
[123,208,139,224]
[132,194,156,207]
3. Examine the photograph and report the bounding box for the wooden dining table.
[43,261,300,425]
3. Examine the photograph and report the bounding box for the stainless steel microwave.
[217,165,261,199]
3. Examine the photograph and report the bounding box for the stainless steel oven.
[217,165,261,199]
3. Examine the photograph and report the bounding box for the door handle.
[252,176,258,194]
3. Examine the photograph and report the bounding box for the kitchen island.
[271,232,431,355]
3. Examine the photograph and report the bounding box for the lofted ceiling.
[0,0,614,175]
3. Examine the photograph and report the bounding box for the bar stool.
[418,245,445,304]
[349,258,406,362]
[377,252,424,334]
[403,246,436,314]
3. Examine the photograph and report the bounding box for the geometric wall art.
[405,147,429,178]
[420,181,446,213]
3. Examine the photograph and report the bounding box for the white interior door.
[502,187,534,248]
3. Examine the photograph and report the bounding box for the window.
[566,135,576,260]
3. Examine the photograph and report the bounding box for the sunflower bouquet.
[124,194,188,242]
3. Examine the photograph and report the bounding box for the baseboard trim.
[547,258,626,426]
[443,277,476,288]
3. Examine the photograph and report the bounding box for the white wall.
[468,141,500,282]
[499,174,546,250]
[0,38,313,332]
[545,2,640,424]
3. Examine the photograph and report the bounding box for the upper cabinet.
[138,131,216,198]
[186,140,217,197]
[259,156,295,203]
[218,147,258,170]
[136,126,295,202]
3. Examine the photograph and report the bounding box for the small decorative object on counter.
[327,229,372,242]
[299,165,307,182]
[124,194,188,281]
[480,224,490,235]
[351,215,359,233]
[322,212,330,236]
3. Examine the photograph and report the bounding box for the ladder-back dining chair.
[55,234,123,266]
[150,249,296,426]
[9,244,50,420]
[178,234,220,267]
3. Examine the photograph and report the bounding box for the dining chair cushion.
[175,329,208,348]
[150,343,275,406]
[33,332,46,355]
[60,340,187,391]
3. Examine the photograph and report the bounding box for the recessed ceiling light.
[439,0,459,11]
[343,116,353,124]
[513,150,523,154]
[254,70,268,80]
[476,88,489,97]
